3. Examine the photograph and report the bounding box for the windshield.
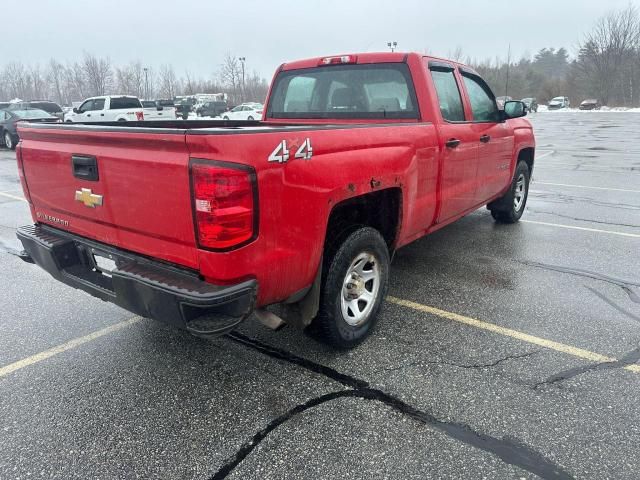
[267,63,418,119]
[141,101,156,107]
[551,97,564,102]
[12,109,52,118]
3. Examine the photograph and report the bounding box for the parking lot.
[1,112,639,479]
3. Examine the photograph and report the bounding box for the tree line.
[467,5,640,106]
[2,5,639,107]
[0,53,269,106]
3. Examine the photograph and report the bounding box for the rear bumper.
[17,224,257,336]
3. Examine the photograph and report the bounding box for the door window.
[429,69,465,122]
[78,100,93,113]
[92,98,105,110]
[461,74,500,122]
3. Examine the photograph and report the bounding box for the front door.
[460,73,514,204]
[428,64,479,223]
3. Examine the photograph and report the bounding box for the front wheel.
[247,116,254,121]
[488,160,530,223]
[4,131,16,150]
[310,227,390,348]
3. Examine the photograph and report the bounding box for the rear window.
[30,102,62,113]
[109,97,142,109]
[157,100,174,107]
[141,100,156,108]
[267,63,418,119]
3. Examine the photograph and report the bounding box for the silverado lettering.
[16,52,534,349]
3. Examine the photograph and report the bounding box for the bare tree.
[220,53,242,104]
[47,59,66,105]
[158,64,179,99]
[82,52,113,96]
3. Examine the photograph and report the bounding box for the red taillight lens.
[135,111,144,121]
[191,162,256,250]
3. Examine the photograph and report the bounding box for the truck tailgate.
[18,125,199,269]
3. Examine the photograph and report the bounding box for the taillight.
[135,111,144,121]
[15,144,32,203]
[191,161,257,250]
[318,55,357,65]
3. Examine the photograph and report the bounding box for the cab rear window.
[110,97,142,109]
[267,63,418,119]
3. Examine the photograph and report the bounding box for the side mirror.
[156,105,163,111]
[72,107,79,114]
[503,100,526,119]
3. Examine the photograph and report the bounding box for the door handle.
[86,114,91,117]
[480,134,491,143]
[445,138,461,148]
[100,113,104,116]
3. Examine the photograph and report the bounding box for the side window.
[461,74,500,122]
[78,100,93,113]
[429,69,465,121]
[283,76,316,112]
[92,98,105,110]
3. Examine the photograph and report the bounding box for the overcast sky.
[6,0,637,79]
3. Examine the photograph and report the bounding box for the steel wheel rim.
[340,252,380,326]
[513,174,526,212]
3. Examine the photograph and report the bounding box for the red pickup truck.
[16,52,534,348]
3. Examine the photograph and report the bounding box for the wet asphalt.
[1,112,639,479]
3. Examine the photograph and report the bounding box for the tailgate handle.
[72,155,99,181]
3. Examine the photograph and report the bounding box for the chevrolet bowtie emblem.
[75,188,103,208]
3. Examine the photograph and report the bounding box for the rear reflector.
[135,111,144,121]
[319,55,357,65]
[191,161,257,250]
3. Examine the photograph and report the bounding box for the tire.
[223,116,229,120]
[4,131,16,150]
[117,118,127,122]
[65,119,73,123]
[488,160,530,223]
[247,116,254,121]
[311,227,390,348]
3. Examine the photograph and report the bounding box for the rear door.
[427,62,479,223]
[459,71,513,204]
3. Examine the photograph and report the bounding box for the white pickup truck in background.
[141,99,176,120]
[64,96,145,122]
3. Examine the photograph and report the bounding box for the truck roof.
[280,51,473,72]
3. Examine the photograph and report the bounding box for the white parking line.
[521,219,640,238]
[534,181,640,194]
[0,316,143,378]
[0,191,26,202]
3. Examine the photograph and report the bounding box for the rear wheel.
[310,227,389,349]
[4,131,15,150]
[488,160,530,223]
[223,116,229,120]
[247,116,254,121]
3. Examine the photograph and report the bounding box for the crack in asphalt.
[533,346,640,390]
[526,208,640,229]
[518,261,640,304]
[383,350,540,372]
[212,333,573,480]
[584,285,640,324]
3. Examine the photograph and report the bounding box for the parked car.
[196,101,228,118]
[140,100,176,120]
[579,99,600,110]
[64,96,144,122]
[0,102,11,110]
[16,52,533,349]
[8,101,64,120]
[221,103,263,120]
[1,108,59,149]
[495,96,512,109]
[548,96,570,110]
[521,97,538,113]
[174,98,195,119]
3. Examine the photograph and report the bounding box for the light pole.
[387,41,397,52]
[238,57,246,102]
[143,67,149,99]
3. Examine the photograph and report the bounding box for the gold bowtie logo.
[75,188,103,208]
